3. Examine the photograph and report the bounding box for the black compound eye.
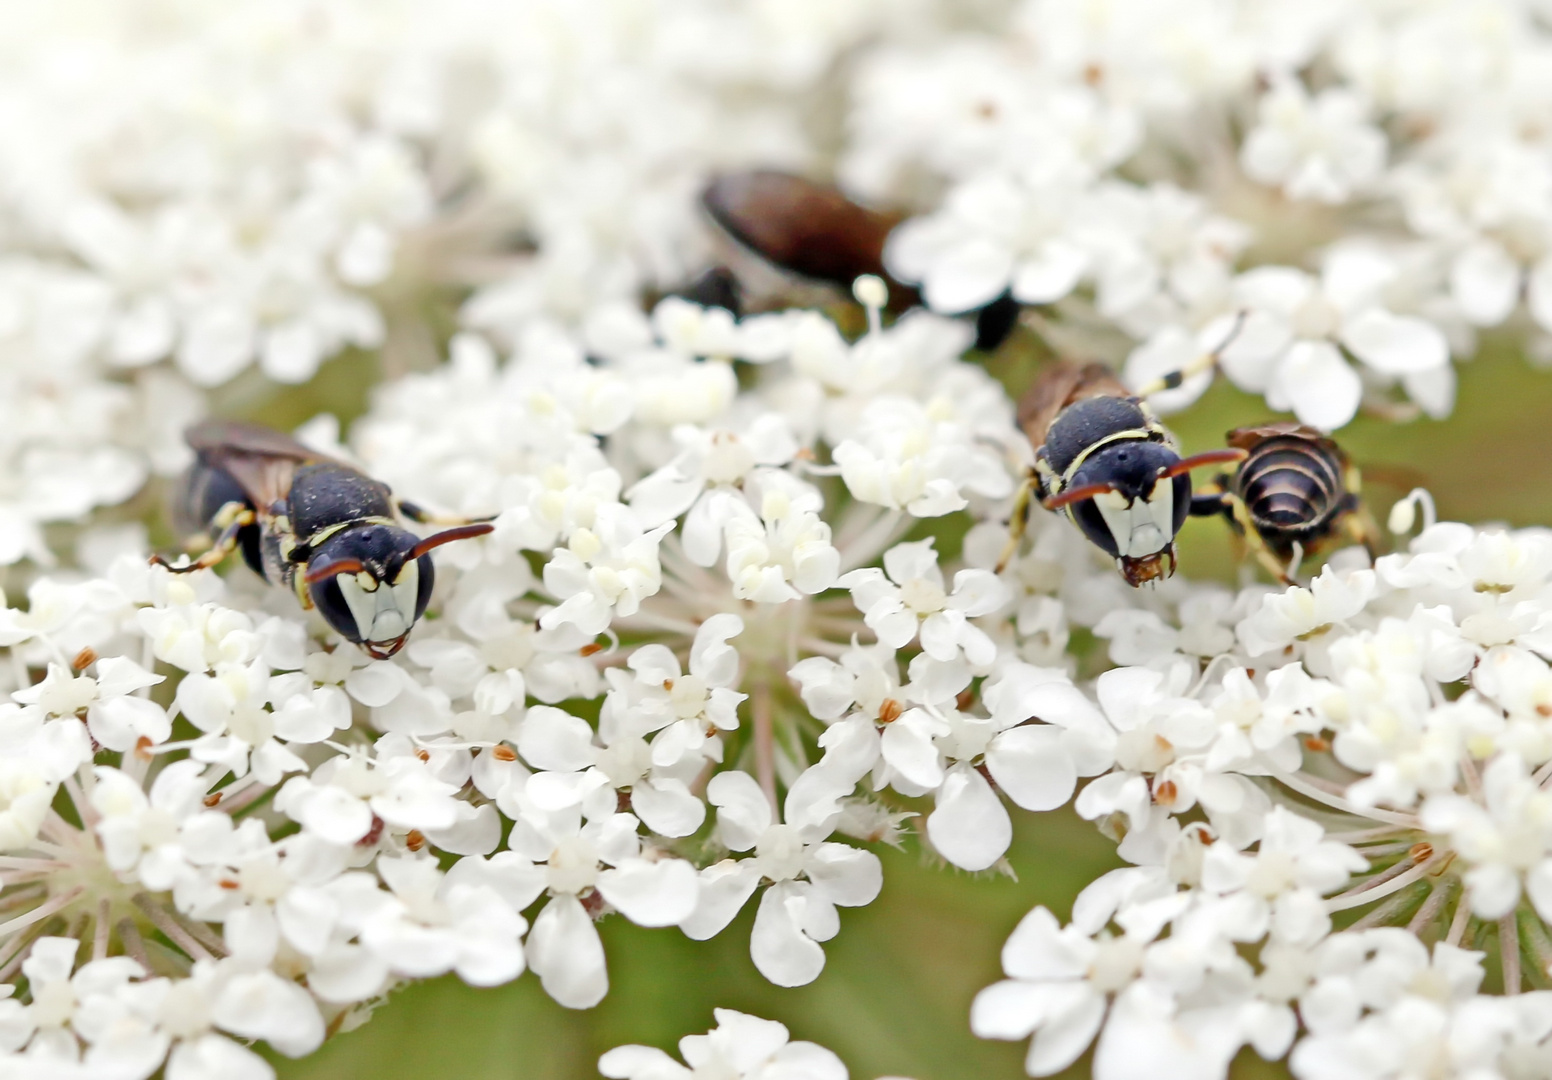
[309,576,363,642]
[413,554,435,621]
[1170,473,1192,536]
[1069,499,1121,558]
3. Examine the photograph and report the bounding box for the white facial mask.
[1092,480,1174,558]
[336,559,420,644]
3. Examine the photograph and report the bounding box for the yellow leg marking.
[294,570,315,610]
[1344,505,1384,561]
[396,499,494,527]
[996,476,1037,574]
[1226,494,1296,586]
[150,504,255,574]
[1131,310,1249,398]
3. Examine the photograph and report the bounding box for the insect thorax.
[1036,396,1173,497]
[289,464,397,540]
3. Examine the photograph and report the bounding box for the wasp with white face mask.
[153,420,492,659]
[998,363,1246,586]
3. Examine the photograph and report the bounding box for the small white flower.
[628,418,800,565]
[722,472,840,603]
[1238,567,1378,663]
[680,771,881,988]
[1200,807,1366,946]
[359,855,529,988]
[1241,81,1387,204]
[505,793,699,1007]
[1423,753,1552,920]
[832,397,1013,517]
[885,163,1094,315]
[600,1008,847,1080]
[541,505,672,637]
[971,906,1151,1077]
[838,538,1009,667]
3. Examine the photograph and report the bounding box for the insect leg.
[1223,492,1296,586]
[1130,310,1249,399]
[995,474,1037,574]
[1343,501,1386,562]
[396,499,494,527]
[1189,489,1228,517]
[150,502,255,574]
[1335,461,1385,561]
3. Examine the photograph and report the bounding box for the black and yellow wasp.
[1000,362,1245,586]
[997,303,1388,586]
[153,420,491,659]
[1188,422,1380,584]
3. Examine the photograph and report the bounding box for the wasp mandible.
[153,421,492,659]
[1187,423,1380,584]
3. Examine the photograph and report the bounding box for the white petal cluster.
[968,519,1552,1079]
[0,0,936,571]
[600,1008,858,1080]
[0,296,1038,1074]
[0,2,1550,1078]
[859,0,1552,430]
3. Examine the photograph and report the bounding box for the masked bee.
[153,420,492,659]
[1001,363,1247,585]
[1188,423,1380,584]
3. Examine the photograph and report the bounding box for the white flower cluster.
[0,298,1028,1077]
[600,1008,912,1080]
[972,519,1552,1079]
[2,0,1551,570]
[0,2,1549,1080]
[0,0,935,569]
[6,280,1549,1079]
[858,0,1552,430]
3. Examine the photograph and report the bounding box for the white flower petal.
[167,1035,275,1080]
[307,943,391,1004]
[630,779,707,838]
[1011,242,1087,305]
[1451,241,1520,326]
[881,718,945,790]
[750,884,827,987]
[1339,309,1449,375]
[527,895,608,1009]
[517,706,598,772]
[1270,341,1361,431]
[707,770,773,851]
[923,239,1014,315]
[927,765,1011,872]
[680,860,762,940]
[211,970,325,1057]
[805,843,883,908]
[1026,987,1107,1076]
[597,857,699,927]
[1528,255,1552,333]
[598,1045,690,1080]
[986,726,1077,812]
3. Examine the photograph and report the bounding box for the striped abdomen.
[1231,435,1348,555]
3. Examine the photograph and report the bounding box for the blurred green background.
[259,335,1552,1080]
